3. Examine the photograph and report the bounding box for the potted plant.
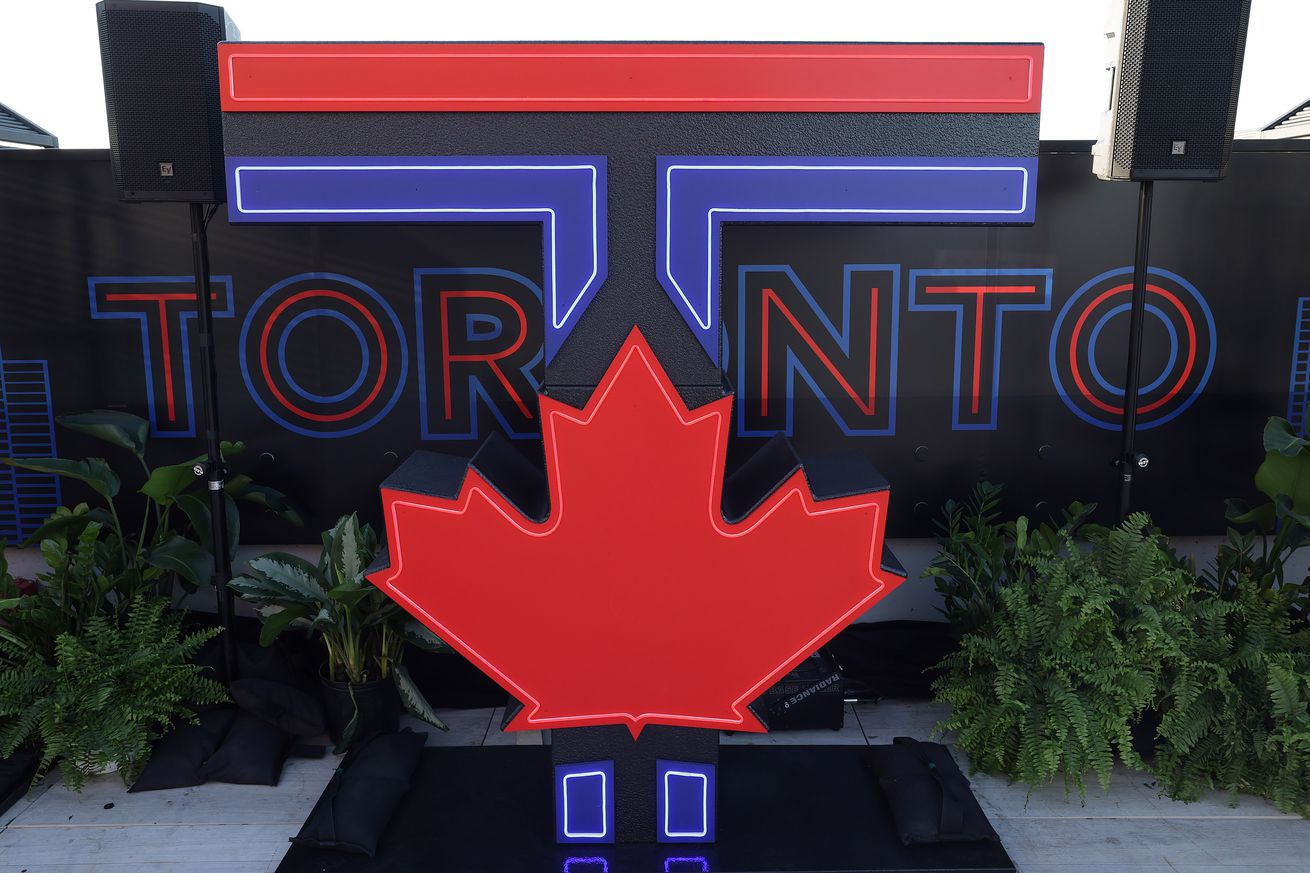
[1150,416,1310,815]
[0,595,227,790]
[2,409,300,598]
[229,513,449,749]
[0,544,42,809]
[923,481,1095,635]
[930,511,1195,797]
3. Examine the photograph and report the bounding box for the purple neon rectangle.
[225,155,604,223]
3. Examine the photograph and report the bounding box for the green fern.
[925,482,1095,635]
[1153,559,1310,815]
[933,513,1192,797]
[0,596,227,791]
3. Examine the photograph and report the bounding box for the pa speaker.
[95,0,237,202]
[1093,0,1252,182]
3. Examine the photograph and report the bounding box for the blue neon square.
[555,761,614,844]
[656,760,716,843]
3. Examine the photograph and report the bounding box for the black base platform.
[277,745,1015,873]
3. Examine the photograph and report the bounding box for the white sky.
[1,0,1306,148]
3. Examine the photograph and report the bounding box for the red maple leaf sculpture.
[369,329,904,736]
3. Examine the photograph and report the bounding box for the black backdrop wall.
[0,142,1305,543]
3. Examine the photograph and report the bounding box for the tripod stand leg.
[189,202,237,683]
[1117,180,1154,521]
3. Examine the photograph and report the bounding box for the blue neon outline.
[664,859,710,873]
[563,860,609,873]
[238,272,408,439]
[657,156,1039,363]
[465,312,503,342]
[414,267,544,441]
[225,155,607,364]
[277,309,370,404]
[1048,266,1217,431]
[734,264,900,438]
[1286,297,1310,433]
[87,275,235,439]
[555,760,614,845]
[663,772,708,838]
[656,759,715,844]
[908,268,1054,431]
[1087,303,1178,396]
[0,353,62,541]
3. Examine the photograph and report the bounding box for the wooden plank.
[0,823,297,866]
[852,699,952,743]
[399,706,494,746]
[11,862,286,873]
[994,817,1310,870]
[5,756,335,828]
[1,771,59,829]
[971,763,1299,822]
[1016,866,1307,873]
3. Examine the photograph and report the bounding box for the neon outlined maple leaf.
[370,328,904,736]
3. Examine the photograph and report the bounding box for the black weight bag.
[291,729,426,857]
[864,737,1000,846]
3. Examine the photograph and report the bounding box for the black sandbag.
[0,747,40,816]
[201,712,291,786]
[231,677,327,737]
[828,621,957,700]
[864,737,999,845]
[291,729,426,857]
[130,707,238,792]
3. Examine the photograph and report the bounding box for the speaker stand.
[1115,180,1154,521]
[188,201,237,683]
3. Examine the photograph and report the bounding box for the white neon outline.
[372,332,896,734]
[662,163,1033,330]
[663,770,709,838]
[230,163,600,330]
[224,49,1037,105]
[562,770,609,839]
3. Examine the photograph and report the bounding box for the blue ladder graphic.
[1288,297,1310,435]
[0,356,60,543]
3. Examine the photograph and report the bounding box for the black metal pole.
[189,202,236,683]
[1117,180,1154,521]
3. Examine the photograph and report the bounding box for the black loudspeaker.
[1093,0,1252,182]
[95,0,237,202]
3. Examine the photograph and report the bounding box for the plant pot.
[1131,705,1164,764]
[318,668,400,747]
[87,759,120,777]
[0,747,41,817]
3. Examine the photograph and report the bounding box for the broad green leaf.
[174,493,211,550]
[1254,450,1310,514]
[231,482,304,527]
[257,603,314,645]
[244,553,328,605]
[3,457,119,498]
[18,506,113,548]
[56,410,148,457]
[327,583,372,609]
[175,493,241,562]
[39,537,65,570]
[1224,497,1277,532]
[394,663,449,731]
[227,575,304,607]
[140,461,201,505]
[1263,416,1310,457]
[332,514,364,586]
[147,535,213,590]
